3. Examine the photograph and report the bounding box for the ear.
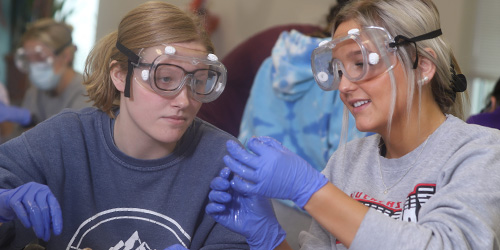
[110,60,126,93]
[418,48,437,85]
[490,96,497,112]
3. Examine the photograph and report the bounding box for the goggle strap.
[389,29,442,69]
[116,41,140,98]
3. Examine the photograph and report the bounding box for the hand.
[224,136,328,208]
[206,168,286,250]
[163,244,188,250]
[0,102,31,126]
[0,182,63,241]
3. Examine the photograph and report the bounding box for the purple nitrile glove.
[0,102,31,126]
[163,244,188,250]
[0,182,62,241]
[224,136,328,208]
[206,167,286,250]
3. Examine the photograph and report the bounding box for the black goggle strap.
[116,41,140,98]
[389,29,442,69]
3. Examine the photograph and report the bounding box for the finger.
[230,175,256,196]
[208,190,232,203]
[47,194,62,235]
[22,189,45,240]
[254,136,286,151]
[206,202,226,214]
[246,136,282,156]
[219,167,231,179]
[35,190,51,241]
[225,141,260,168]
[223,156,258,183]
[210,176,230,191]
[9,186,31,228]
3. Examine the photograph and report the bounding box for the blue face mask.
[28,62,61,91]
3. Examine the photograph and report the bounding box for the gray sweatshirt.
[299,115,500,249]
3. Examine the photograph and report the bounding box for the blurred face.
[21,40,67,73]
[336,20,409,135]
[118,41,205,155]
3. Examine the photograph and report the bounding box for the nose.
[338,75,357,94]
[171,81,193,108]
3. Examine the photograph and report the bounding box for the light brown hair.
[83,1,214,117]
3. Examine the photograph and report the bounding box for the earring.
[418,76,428,85]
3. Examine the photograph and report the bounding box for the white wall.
[96,0,475,77]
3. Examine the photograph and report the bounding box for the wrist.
[294,171,328,208]
[247,221,286,250]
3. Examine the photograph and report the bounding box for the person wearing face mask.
[0,18,91,129]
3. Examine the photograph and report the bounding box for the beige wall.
[96,0,475,76]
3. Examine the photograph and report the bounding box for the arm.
[304,182,368,247]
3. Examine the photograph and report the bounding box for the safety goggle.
[311,26,442,91]
[14,42,71,73]
[116,42,227,103]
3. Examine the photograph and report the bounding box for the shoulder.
[443,115,500,144]
[193,117,239,144]
[33,107,102,132]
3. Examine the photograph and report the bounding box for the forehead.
[333,19,362,39]
[139,42,208,62]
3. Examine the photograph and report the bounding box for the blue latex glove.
[0,102,31,126]
[0,182,63,241]
[206,167,286,250]
[224,136,328,208]
[163,244,188,250]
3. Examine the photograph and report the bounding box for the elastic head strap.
[389,29,442,69]
[116,41,140,98]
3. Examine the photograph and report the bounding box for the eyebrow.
[333,49,362,60]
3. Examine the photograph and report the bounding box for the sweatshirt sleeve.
[349,143,500,250]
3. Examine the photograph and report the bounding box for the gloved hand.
[0,102,31,126]
[206,167,286,250]
[0,182,62,241]
[163,244,188,250]
[224,136,328,208]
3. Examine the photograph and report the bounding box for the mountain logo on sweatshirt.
[109,231,153,250]
[66,208,191,250]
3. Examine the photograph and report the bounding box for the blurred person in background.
[0,18,91,131]
[466,77,500,129]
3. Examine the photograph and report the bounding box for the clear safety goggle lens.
[311,27,397,91]
[152,63,221,95]
[134,45,227,103]
[14,47,54,73]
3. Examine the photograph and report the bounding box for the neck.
[113,108,176,160]
[381,93,446,159]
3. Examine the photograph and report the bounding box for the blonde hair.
[333,0,469,134]
[83,1,214,117]
[21,18,75,63]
